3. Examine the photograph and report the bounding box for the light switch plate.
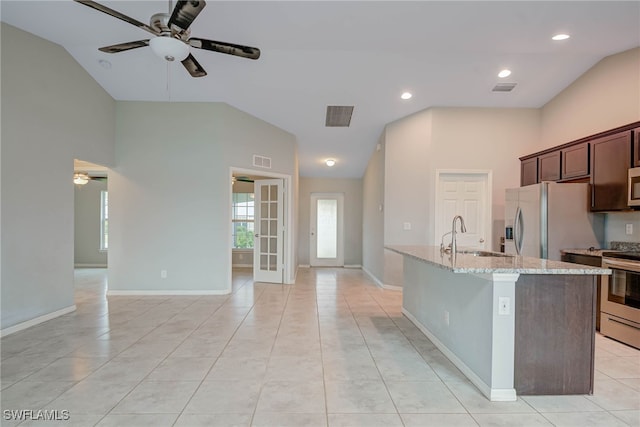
[626,224,633,235]
[498,297,510,315]
[403,222,411,230]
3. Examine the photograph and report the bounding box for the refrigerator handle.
[514,206,522,255]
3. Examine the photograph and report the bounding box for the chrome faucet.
[451,215,467,254]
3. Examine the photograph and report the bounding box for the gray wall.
[74,180,108,267]
[605,212,640,245]
[362,136,385,282]
[109,101,297,293]
[1,24,115,330]
[298,177,363,266]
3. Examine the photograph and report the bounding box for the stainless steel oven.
[601,252,640,348]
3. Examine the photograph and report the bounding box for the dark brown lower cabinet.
[515,275,596,395]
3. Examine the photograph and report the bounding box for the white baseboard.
[344,264,362,269]
[362,266,402,291]
[107,289,230,296]
[402,308,517,402]
[298,264,311,268]
[74,263,107,268]
[1,305,77,337]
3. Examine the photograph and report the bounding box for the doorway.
[230,168,293,285]
[310,193,344,267]
[434,170,492,251]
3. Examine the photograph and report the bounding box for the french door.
[310,193,344,267]
[253,179,284,283]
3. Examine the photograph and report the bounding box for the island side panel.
[402,256,495,389]
[514,274,596,395]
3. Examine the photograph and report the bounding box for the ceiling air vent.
[325,106,354,127]
[492,83,517,92]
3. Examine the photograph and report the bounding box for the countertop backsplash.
[611,241,640,252]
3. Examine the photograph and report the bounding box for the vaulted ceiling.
[2,1,639,178]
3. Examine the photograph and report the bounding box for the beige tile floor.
[1,267,639,426]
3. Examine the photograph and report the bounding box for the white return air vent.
[492,83,517,92]
[326,106,354,127]
[253,155,272,169]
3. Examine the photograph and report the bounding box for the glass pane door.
[253,179,284,283]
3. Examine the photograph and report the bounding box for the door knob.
[254,234,259,238]
[311,232,315,236]
[479,238,485,243]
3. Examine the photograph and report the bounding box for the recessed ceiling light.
[498,69,512,78]
[325,159,336,167]
[400,92,412,100]
[552,34,570,41]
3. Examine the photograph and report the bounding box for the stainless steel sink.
[457,250,514,258]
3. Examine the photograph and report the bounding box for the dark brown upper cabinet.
[590,131,631,211]
[634,127,640,167]
[521,157,538,186]
[561,142,590,180]
[538,151,561,181]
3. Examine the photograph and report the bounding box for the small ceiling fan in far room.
[73,172,106,185]
[74,0,261,77]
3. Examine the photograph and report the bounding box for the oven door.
[601,258,640,324]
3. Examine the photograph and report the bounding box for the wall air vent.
[492,83,517,92]
[253,155,272,169]
[325,106,354,127]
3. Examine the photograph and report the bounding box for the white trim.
[344,264,362,269]
[107,290,230,296]
[232,263,253,268]
[402,308,517,402]
[298,264,311,268]
[0,305,77,337]
[74,263,108,268]
[383,284,403,291]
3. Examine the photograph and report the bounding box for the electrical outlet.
[403,222,411,230]
[444,310,450,326]
[160,270,167,279]
[626,224,633,235]
[498,297,510,315]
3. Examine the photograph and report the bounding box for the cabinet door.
[561,143,590,179]
[634,128,640,167]
[521,157,538,186]
[590,131,631,211]
[538,151,561,181]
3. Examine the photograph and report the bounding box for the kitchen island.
[386,245,611,402]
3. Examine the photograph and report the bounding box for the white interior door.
[310,193,344,267]
[435,172,490,250]
[253,179,284,283]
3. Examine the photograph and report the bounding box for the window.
[100,191,108,251]
[232,193,255,248]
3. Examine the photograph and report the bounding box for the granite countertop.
[386,245,611,275]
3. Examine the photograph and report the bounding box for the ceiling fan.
[73,172,107,185]
[74,0,260,77]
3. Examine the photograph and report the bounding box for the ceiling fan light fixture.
[149,36,190,62]
[73,172,90,185]
[325,159,336,167]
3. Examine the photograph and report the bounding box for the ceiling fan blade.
[73,1,159,36]
[181,54,207,77]
[169,0,207,33]
[98,40,150,54]
[188,38,260,60]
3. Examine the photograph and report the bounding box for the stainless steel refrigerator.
[504,182,604,260]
